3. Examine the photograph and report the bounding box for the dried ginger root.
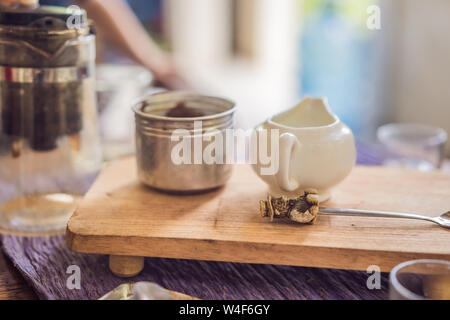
[259,189,319,224]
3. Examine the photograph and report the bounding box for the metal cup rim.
[132,91,236,122]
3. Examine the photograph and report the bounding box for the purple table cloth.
[1,142,389,300]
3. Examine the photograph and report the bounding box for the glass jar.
[0,6,102,232]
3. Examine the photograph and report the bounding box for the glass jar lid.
[0,5,86,28]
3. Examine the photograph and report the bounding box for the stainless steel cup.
[133,91,236,192]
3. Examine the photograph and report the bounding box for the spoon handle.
[318,207,436,223]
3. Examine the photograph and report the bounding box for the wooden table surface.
[0,249,35,300]
[68,159,450,274]
[0,228,62,300]
[2,161,449,300]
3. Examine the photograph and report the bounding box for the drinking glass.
[96,64,153,160]
[377,123,447,171]
[389,259,450,300]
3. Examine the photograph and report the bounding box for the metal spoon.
[318,207,450,229]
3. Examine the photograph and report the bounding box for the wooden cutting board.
[66,157,450,277]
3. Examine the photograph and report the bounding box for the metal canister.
[133,91,236,192]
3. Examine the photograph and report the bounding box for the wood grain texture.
[0,229,59,300]
[67,157,450,272]
[3,234,390,300]
[0,250,35,300]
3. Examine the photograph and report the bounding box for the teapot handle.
[276,132,301,191]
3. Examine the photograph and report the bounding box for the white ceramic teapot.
[252,97,356,202]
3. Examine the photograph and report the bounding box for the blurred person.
[0,0,188,89]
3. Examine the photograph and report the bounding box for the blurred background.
[91,0,449,148]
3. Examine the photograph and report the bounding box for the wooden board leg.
[109,255,144,277]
